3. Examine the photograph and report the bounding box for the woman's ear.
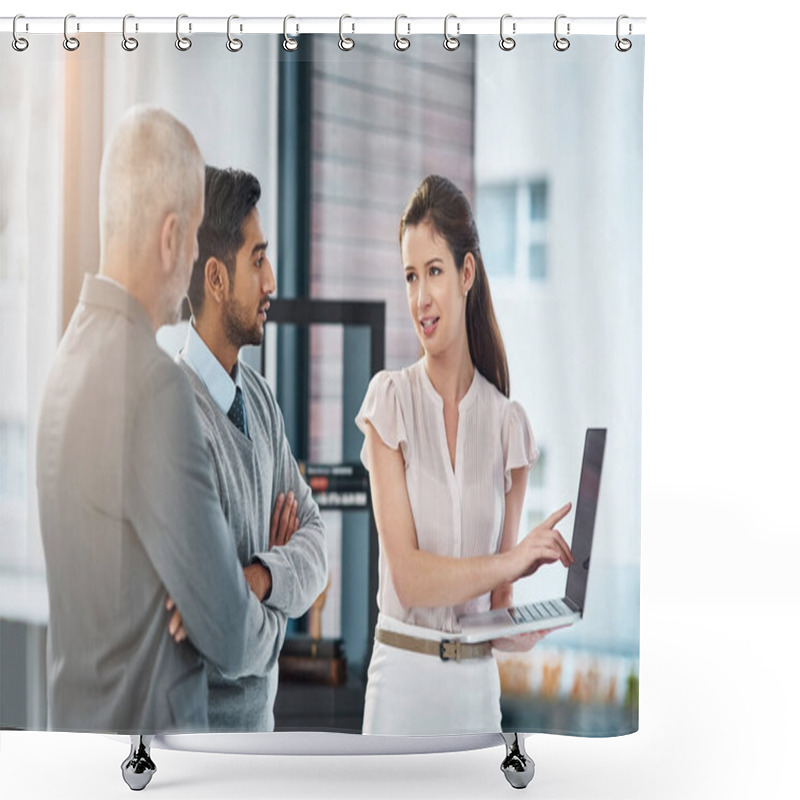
[462,252,476,295]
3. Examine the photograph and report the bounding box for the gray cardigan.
[177,356,328,731]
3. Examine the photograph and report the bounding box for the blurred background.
[1,32,641,734]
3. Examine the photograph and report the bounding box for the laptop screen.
[565,428,606,614]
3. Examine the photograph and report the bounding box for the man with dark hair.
[173,165,327,731]
[185,167,262,320]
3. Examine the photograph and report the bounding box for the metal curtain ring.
[283,15,299,51]
[553,14,570,51]
[443,14,460,51]
[615,15,632,51]
[175,14,192,51]
[121,14,138,51]
[227,15,243,52]
[63,14,80,51]
[339,15,354,51]
[394,15,410,51]
[12,14,29,51]
[499,14,515,51]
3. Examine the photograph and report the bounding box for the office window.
[476,180,549,282]
[475,186,517,277]
[527,182,548,280]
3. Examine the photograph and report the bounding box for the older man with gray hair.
[36,106,283,757]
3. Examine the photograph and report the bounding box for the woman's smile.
[419,316,440,337]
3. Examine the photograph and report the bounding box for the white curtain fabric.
[1,30,641,737]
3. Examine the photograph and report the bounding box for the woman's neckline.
[416,358,480,411]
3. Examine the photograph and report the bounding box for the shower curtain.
[0,23,643,740]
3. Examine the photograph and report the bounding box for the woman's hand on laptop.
[508,502,574,581]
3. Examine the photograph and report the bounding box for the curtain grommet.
[175,14,192,51]
[554,14,571,52]
[63,14,80,51]
[226,15,243,52]
[283,15,299,51]
[339,14,355,51]
[394,15,410,51]
[121,14,138,52]
[12,14,29,51]
[499,14,516,51]
[443,14,460,51]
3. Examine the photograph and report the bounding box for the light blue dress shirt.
[180,323,248,438]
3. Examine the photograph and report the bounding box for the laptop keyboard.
[509,599,570,625]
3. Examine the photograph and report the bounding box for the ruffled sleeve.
[501,401,540,492]
[355,371,409,471]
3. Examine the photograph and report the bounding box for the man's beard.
[222,295,264,349]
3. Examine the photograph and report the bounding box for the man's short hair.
[187,166,262,317]
[99,106,203,264]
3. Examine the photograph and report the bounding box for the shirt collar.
[180,322,242,415]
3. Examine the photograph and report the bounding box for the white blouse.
[355,359,539,634]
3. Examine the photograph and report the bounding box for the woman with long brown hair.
[355,175,573,735]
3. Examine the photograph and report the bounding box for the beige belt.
[375,628,492,662]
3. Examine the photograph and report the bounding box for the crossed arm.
[249,430,328,619]
[166,491,301,641]
[168,396,327,640]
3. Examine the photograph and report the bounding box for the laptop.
[457,428,606,644]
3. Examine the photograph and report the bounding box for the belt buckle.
[439,639,461,661]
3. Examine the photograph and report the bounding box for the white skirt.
[362,614,502,736]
